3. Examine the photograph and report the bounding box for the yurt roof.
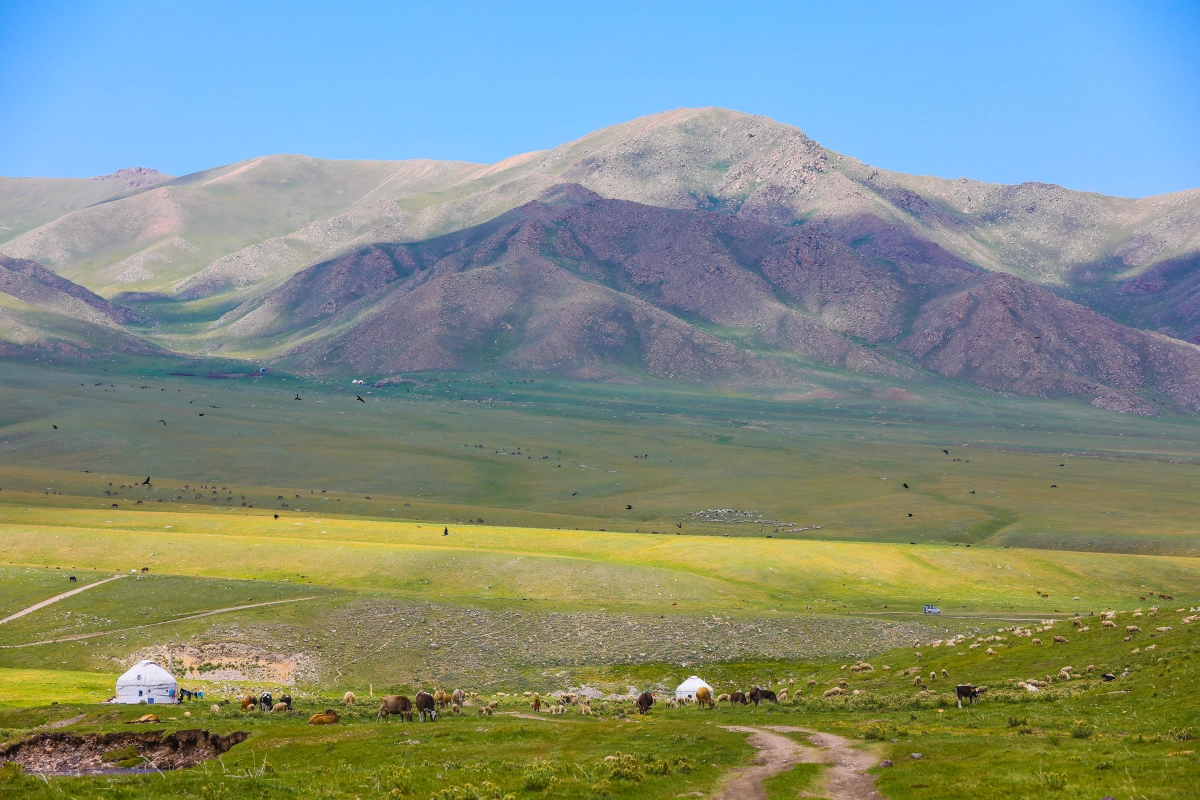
[116,660,176,686]
[675,675,711,691]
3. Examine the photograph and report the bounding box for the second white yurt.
[115,660,178,704]
[674,675,712,701]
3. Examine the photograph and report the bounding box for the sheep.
[941,668,949,679]
[1031,638,1042,646]
[664,698,677,709]
[986,647,996,655]
[777,689,789,702]
[806,679,817,687]
[1053,635,1069,644]
[126,714,160,724]
[478,705,493,716]
[1127,625,1141,633]
[210,704,221,714]
[929,671,937,682]
[272,702,290,712]
[716,694,731,703]
[308,709,339,725]
[839,679,850,688]
[1155,626,1171,633]
[343,691,356,706]
[823,687,845,697]
[1102,620,1117,628]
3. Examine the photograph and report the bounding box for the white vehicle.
[923,604,941,615]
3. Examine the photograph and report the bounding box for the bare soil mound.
[0,729,248,775]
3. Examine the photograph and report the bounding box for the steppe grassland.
[3,362,1200,555]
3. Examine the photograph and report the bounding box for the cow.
[636,692,655,715]
[434,689,450,710]
[259,692,274,712]
[695,686,715,709]
[69,576,77,583]
[531,696,541,712]
[280,694,292,709]
[415,691,437,722]
[955,684,987,708]
[240,695,258,711]
[377,695,413,722]
[452,688,466,708]
[729,691,748,705]
[308,709,339,725]
[749,687,777,705]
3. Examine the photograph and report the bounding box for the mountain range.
[2,108,1199,413]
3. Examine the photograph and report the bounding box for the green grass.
[763,761,826,799]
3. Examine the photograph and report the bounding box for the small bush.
[601,753,643,781]
[1044,771,1068,789]
[1096,759,1115,770]
[1017,725,1034,735]
[1047,733,1061,746]
[375,765,414,795]
[430,782,513,800]
[1070,720,1094,739]
[521,760,557,791]
[862,722,889,740]
[1008,716,1028,728]
[1169,727,1194,742]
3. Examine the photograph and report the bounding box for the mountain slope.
[206,186,1200,411]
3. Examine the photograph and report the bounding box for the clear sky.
[1,0,1197,197]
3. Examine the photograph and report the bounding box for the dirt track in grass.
[715,725,881,800]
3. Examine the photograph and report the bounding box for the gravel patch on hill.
[201,598,944,685]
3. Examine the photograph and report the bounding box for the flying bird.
[572,492,577,496]
[903,483,909,489]
[942,450,949,455]
[1058,464,1065,467]
[676,522,682,528]
[356,395,365,402]
[969,491,976,494]
[207,405,221,409]
[142,477,150,485]
[273,514,279,519]
[52,425,57,429]
[198,413,205,416]
[157,420,166,426]
[295,394,302,401]
[907,513,913,517]
[1050,484,1057,488]
[626,505,632,510]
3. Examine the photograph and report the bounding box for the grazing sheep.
[664,698,677,709]
[272,702,290,712]
[929,671,937,681]
[478,705,493,716]
[986,647,996,655]
[1053,635,1069,644]
[941,668,949,679]
[823,687,845,697]
[716,693,731,703]
[343,691,356,706]
[778,689,789,702]
[696,687,715,709]
[1127,625,1141,633]
[1102,620,1117,628]
[1031,638,1042,646]
[377,695,413,722]
[308,709,339,725]
[451,704,462,715]
[838,679,850,688]
[210,704,221,714]
[1155,626,1171,633]
[550,704,563,715]
[807,679,817,687]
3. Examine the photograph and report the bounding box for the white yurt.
[674,675,712,701]
[115,660,178,704]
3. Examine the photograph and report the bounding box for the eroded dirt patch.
[131,641,316,685]
[0,729,248,775]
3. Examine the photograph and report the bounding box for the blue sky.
[1,0,1197,197]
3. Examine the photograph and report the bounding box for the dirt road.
[0,574,126,625]
[714,725,882,800]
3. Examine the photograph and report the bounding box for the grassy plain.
[1,361,1199,797]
